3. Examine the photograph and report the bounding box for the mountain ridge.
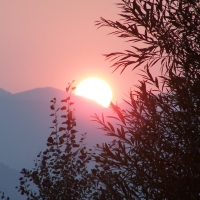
[0,86,127,199]
[0,162,26,200]
[0,87,120,170]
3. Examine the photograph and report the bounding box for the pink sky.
[0,0,144,102]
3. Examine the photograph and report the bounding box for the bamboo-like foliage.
[16,82,93,200]
[96,0,200,78]
[92,0,200,199]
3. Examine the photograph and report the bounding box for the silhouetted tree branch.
[17,81,94,200]
[92,0,200,199]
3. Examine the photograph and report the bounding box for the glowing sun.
[75,78,112,107]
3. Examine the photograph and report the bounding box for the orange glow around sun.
[75,78,112,107]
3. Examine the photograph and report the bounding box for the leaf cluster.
[0,192,10,200]
[96,0,200,78]
[92,0,200,199]
[93,81,200,199]
[16,82,93,200]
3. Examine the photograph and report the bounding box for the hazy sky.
[0,0,143,102]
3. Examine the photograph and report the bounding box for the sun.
[75,78,112,107]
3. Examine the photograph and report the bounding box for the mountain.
[0,162,26,200]
[12,87,68,102]
[0,89,54,170]
[0,87,119,170]
[0,88,12,99]
[0,87,126,198]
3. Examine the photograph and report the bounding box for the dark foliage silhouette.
[92,0,200,199]
[16,82,93,200]
[0,191,9,200]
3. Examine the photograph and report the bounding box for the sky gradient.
[0,0,143,102]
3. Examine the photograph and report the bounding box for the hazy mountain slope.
[0,87,117,171]
[0,97,51,170]
[0,88,12,99]
[0,162,26,200]
[0,87,127,199]
[13,87,68,102]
